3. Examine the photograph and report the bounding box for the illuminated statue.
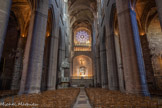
[80,66,86,76]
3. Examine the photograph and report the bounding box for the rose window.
[76,31,89,43]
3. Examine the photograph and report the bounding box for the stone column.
[60,35,66,67]
[47,26,60,90]
[57,36,64,86]
[19,12,35,94]
[114,34,125,92]
[25,9,48,93]
[116,0,145,94]
[93,17,98,87]
[70,58,73,78]
[65,36,69,58]
[20,1,49,94]
[155,0,162,29]
[100,43,108,88]
[41,36,51,91]
[93,63,96,87]
[65,35,70,79]
[11,37,26,90]
[96,45,101,87]
[58,32,66,88]
[64,37,70,79]
[93,54,97,87]
[0,0,12,62]
[106,32,119,90]
[130,7,149,96]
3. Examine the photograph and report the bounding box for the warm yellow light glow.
[79,59,84,65]
[80,74,86,77]
[86,40,90,44]
[74,47,91,51]
[71,76,93,79]
[47,32,50,37]
[21,34,25,37]
[160,57,162,65]
[131,6,134,11]
[140,32,145,36]
[73,55,93,79]
[114,31,118,36]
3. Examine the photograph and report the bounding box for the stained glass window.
[76,31,89,43]
[74,29,91,51]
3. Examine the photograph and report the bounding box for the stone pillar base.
[109,86,119,91]
[25,87,41,94]
[47,87,56,91]
[102,85,108,89]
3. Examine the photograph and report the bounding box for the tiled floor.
[73,88,91,108]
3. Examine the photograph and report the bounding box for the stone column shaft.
[0,0,12,62]
[19,12,35,94]
[116,0,142,94]
[114,35,125,92]
[93,17,98,87]
[25,9,48,94]
[41,36,51,91]
[93,55,97,87]
[100,46,108,88]
[47,27,60,90]
[57,33,66,87]
[130,8,149,96]
[155,0,162,29]
[106,34,119,90]
[11,37,26,90]
[70,59,73,77]
[96,46,101,86]
[96,57,101,86]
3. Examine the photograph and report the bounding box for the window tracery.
[74,29,92,51]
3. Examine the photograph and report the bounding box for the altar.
[71,55,93,87]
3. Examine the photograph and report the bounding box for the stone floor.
[73,88,91,108]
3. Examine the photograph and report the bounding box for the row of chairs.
[2,88,80,108]
[85,88,161,108]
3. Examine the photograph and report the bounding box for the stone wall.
[146,15,162,90]
[140,35,155,90]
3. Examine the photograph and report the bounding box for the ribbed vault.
[68,0,97,31]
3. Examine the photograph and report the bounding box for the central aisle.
[73,88,92,108]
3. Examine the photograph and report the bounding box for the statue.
[80,66,86,76]
[61,58,70,68]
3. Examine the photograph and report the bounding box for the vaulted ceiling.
[136,0,157,32]
[68,0,97,31]
[12,0,31,37]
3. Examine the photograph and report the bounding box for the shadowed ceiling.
[68,0,97,31]
[136,0,157,32]
[12,0,31,37]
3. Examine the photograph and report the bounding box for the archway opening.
[146,13,162,90]
[72,55,93,79]
[71,55,93,87]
